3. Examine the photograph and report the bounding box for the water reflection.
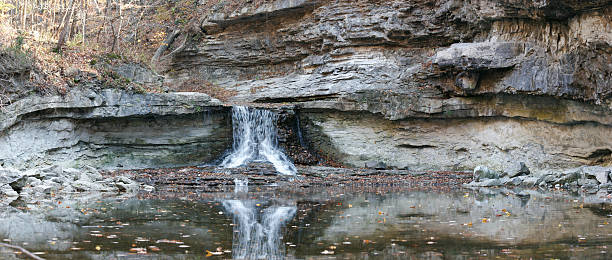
[0,187,610,259]
[222,200,296,259]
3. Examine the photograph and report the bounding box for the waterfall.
[221,106,298,175]
[222,200,297,260]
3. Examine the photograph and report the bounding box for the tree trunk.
[151,29,181,63]
[82,0,86,46]
[56,0,76,51]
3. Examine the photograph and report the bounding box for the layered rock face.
[161,0,612,172]
[0,89,231,169]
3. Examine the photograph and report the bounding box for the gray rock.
[0,184,18,197]
[599,183,612,190]
[583,183,599,194]
[365,161,387,170]
[142,185,155,192]
[0,89,229,170]
[581,166,611,184]
[26,177,42,187]
[84,166,105,181]
[31,184,55,195]
[521,177,540,188]
[479,179,502,187]
[112,63,163,87]
[552,171,580,185]
[473,165,499,181]
[455,71,480,91]
[509,177,523,186]
[40,165,63,176]
[72,180,110,192]
[0,167,22,185]
[503,162,530,178]
[500,177,512,185]
[115,182,138,192]
[578,177,600,187]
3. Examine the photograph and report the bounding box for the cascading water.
[220,106,298,175]
[222,200,297,260]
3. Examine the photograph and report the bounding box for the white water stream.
[220,106,297,175]
[222,200,297,259]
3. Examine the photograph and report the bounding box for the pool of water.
[1,185,611,259]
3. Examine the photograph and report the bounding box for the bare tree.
[55,0,75,51]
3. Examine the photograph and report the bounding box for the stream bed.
[1,182,611,259]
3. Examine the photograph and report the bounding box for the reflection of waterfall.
[222,200,297,260]
[220,106,297,175]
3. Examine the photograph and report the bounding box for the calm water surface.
[1,185,611,259]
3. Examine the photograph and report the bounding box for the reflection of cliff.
[318,191,612,245]
[222,200,297,260]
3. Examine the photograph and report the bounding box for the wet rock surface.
[0,165,146,201]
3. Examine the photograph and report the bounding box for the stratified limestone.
[0,89,231,169]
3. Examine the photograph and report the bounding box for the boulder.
[503,162,530,178]
[365,161,387,170]
[142,185,155,192]
[581,166,611,184]
[521,177,540,187]
[509,177,523,186]
[0,184,18,197]
[72,180,116,192]
[0,167,22,185]
[473,165,499,181]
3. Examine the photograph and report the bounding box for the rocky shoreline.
[0,165,151,204]
[467,162,612,194]
[3,162,612,200]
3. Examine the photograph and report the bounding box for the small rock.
[479,179,502,187]
[503,162,530,178]
[0,184,18,197]
[509,177,523,186]
[473,165,499,181]
[85,166,105,181]
[72,180,109,192]
[583,183,599,194]
[142,185,155,192]
[579,178,599,187]
[41,165,63,176]
[599,183,611,189]
[65,67,81,78]
[26,177,42,187]
[0,167,22,185]
[581,166,611,184]
[62,185,75,193]
[500,177,512,185]
[115,182,138,192]
[521,177,540,187]
[365,161,387,170]
[32,185,55,195]
[454,71,479,91]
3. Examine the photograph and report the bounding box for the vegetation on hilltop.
[0,0,256,106]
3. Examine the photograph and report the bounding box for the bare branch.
[0,242,45,260]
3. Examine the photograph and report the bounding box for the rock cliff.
[1,0,611,173]
[159,0,612,172]
[0,89,231,169]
